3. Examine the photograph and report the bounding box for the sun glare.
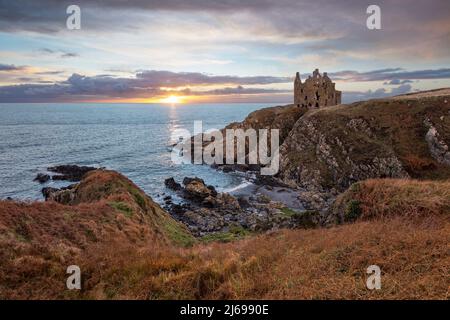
[162,95,182,104]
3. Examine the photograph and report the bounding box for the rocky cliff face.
[163,176,317,236]
[204,90,449,214]
[278,93,450,192]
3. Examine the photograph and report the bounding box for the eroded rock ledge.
[163,176,319,236]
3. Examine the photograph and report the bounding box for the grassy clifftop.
[331,178,450,223]
[0,170,195,299]
[279,93,450,191]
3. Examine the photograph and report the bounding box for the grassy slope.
[0,170,195,299]
[332,179,450,223]
[0,173,448,299]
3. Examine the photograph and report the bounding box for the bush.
[345,200,362,222]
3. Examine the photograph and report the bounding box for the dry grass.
[8,216,446,300]
[1,172,448,300]
[332,179,450,222]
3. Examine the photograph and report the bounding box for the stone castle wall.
[294,69,341,108]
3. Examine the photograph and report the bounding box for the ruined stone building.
[294,69,341,108]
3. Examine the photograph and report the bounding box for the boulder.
[184,178,213,201]
[42,187,59,200]
[42,184,78,203]
[48,165,97,181]
[182,177,205,186]
[34,173,50,183]
[164,177,182,191]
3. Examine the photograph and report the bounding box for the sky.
[0,0,449,103]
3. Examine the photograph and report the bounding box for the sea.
[0,103,276,203]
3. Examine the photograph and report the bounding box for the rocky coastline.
[34,164,322,237]
[30,90,450,238]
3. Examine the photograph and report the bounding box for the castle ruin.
[294,69,341,108]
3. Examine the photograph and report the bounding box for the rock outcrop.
[208,90,450,213]
[278,112,409,192]
[33,173,50,183]
[163,177,316,236]
[277,95,449,193]
[47,165,98,181]
[424,118,450,165]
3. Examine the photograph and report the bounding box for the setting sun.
[161,95,182,104]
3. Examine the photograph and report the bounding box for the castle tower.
[294,72,302,107]
[293,69,341,108]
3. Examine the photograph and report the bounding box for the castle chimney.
[295,72,301,83]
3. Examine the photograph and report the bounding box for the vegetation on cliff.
[1,90,449,299]
[279,93,450,192]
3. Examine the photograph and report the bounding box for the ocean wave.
[222,180,253,193]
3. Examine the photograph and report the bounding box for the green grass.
[201,225,251,243]
[280,208,320,228]
[280,207,299,217]
[127,187,147,211]
[162,218,196,247]
[109,201,134,218]
[345,200,362,222]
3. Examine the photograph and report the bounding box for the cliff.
[279,90,450,192]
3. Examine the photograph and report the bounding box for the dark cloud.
[0,64,25,71]
[135,70,290,87]
[61,52,78,58]
[343,84,412,103]
[391,84,412,96]
[383,79,414,85]
[2,0,449,53]
[39,48,55,54]
[38,48,79,58]
[0,70,292,102]
[201,86,288,95]
[35,70,65,75]
[2,66,447,102]
[332,68,450,82]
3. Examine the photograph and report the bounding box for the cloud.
[61,52,78,58]
[2,65,448,102]
[38,48,79,59]
[2,0,448,51]
[391,84,413,96]
[35,70,65,75]
[200,85,288,95]
[0,70,292,102]
[135,70,290,87]
[0,63,25,71]
[343,84,412,103]
[383,79,414,85]
[332,68,450,82]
